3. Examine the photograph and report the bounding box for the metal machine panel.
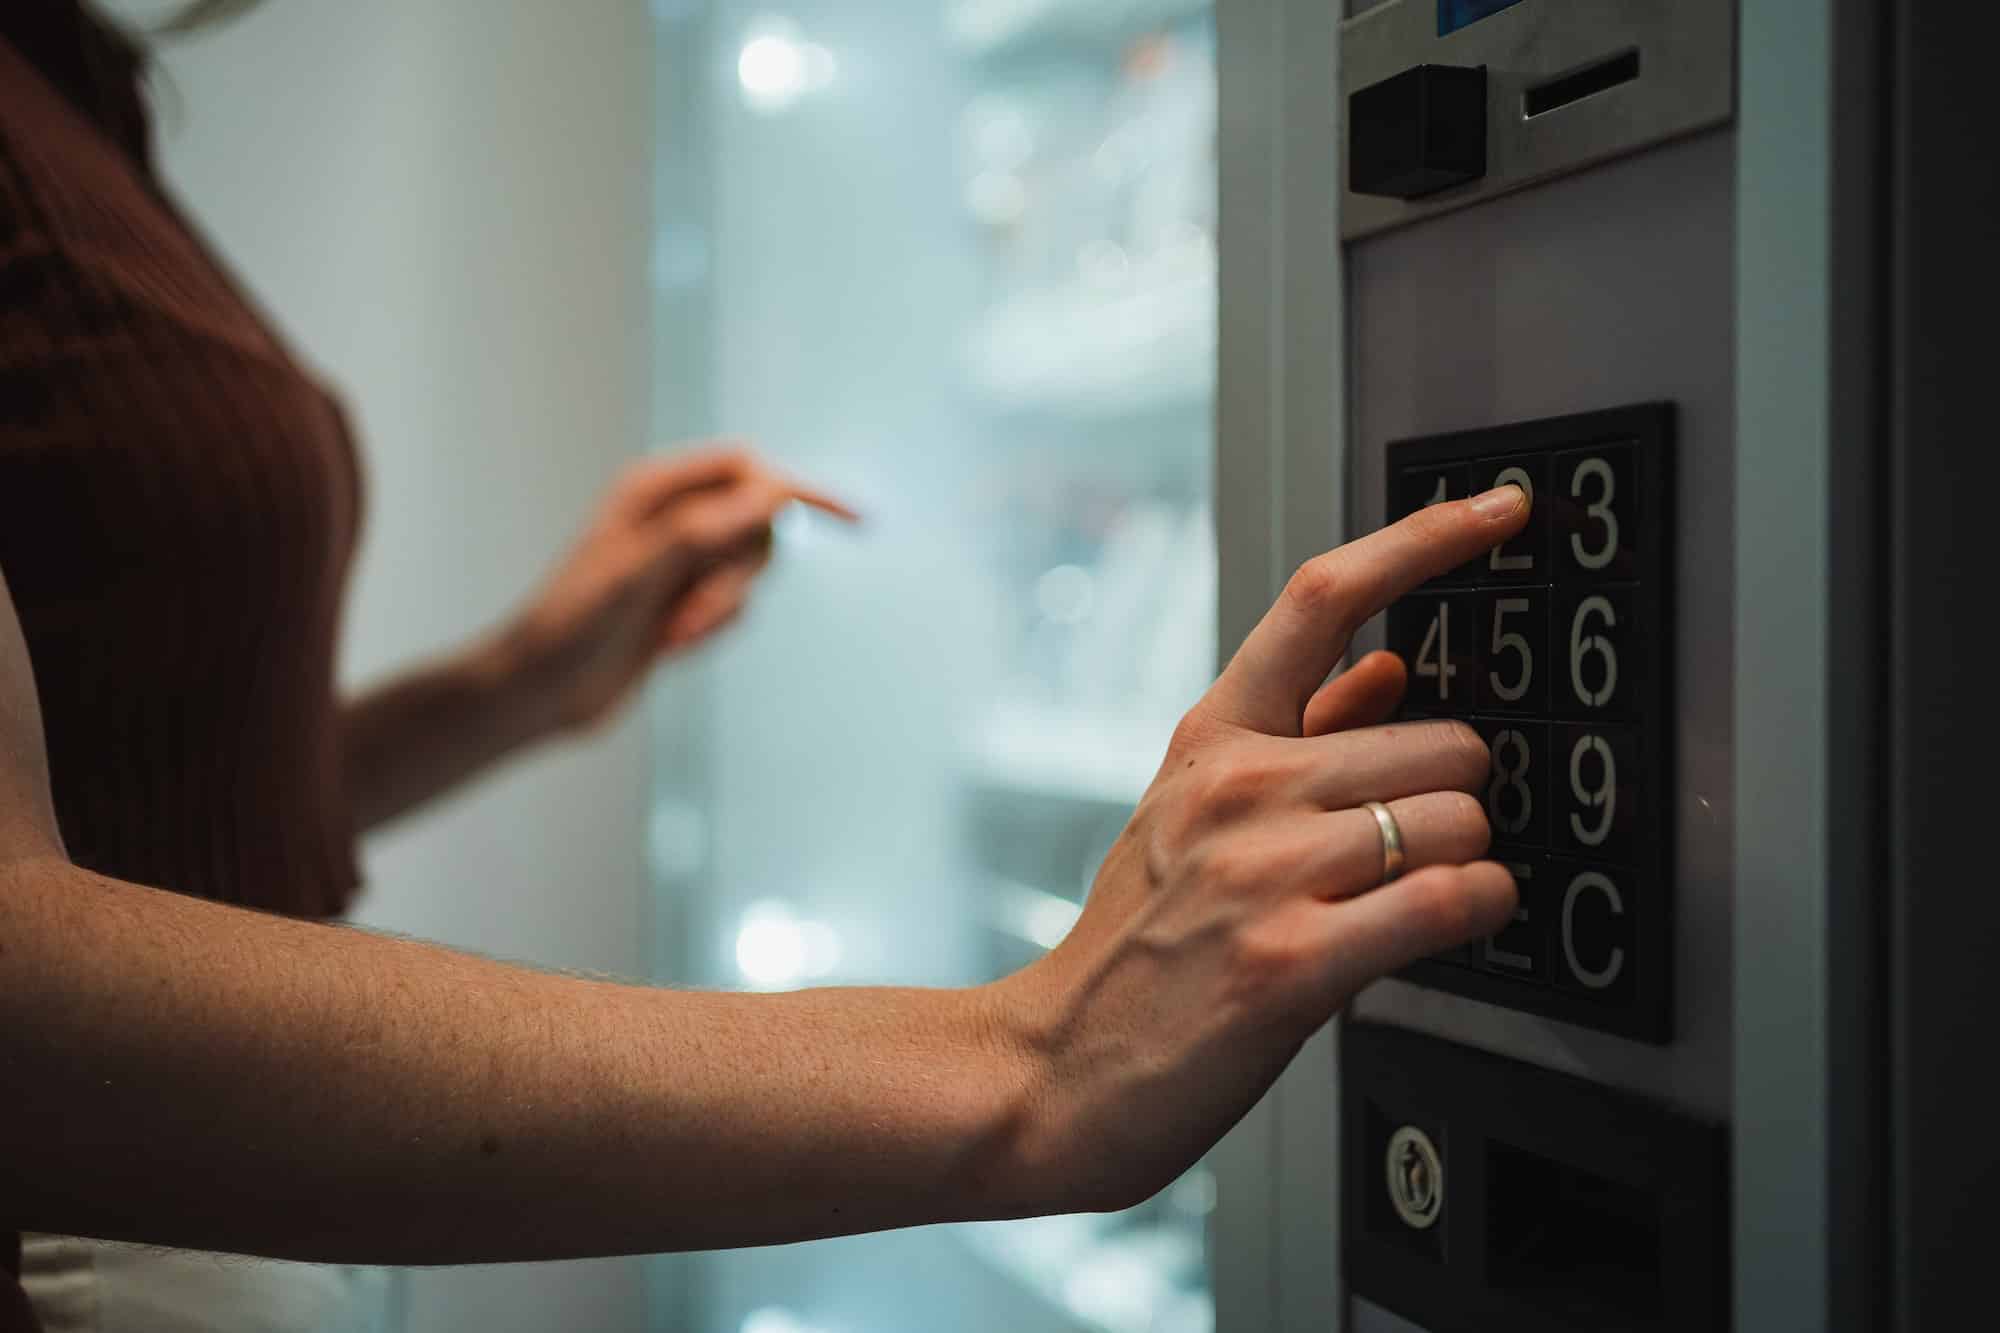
[1346,129,1734,1120]
[1341,0,1735,239]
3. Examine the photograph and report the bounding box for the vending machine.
[1208,0,1991,1329]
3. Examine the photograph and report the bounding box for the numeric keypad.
[1380,404,1674,1043]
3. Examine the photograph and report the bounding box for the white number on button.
[1488,597,1534,703]
[1426,474,1448,507]
[1569,456,1619,570]
[1568,595,1619,707]
[1489,465,1535,572]
[1569,733,1617,847]
[1414,603,1457,701]
[1483,861,1536,973]
[1562,870,1626,990]
[1487,729,1533,837]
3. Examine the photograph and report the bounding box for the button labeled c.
[1562,870,1626,990]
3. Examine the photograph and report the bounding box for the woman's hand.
[500,445,858,735]
[988,483,1529,1216]
[344,445,856,831]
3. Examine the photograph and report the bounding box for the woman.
[0,2,1525,1331]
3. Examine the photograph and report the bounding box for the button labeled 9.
[1552,724,1640,863]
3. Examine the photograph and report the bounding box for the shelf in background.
[962,700,1175,806]
[948,0,1211,62]
[965,264,1215,418]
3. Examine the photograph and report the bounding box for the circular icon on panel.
[1385,1125,1444,1230]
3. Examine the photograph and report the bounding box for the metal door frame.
[1733,1,1889,1329]
[1213,0,1346,1327]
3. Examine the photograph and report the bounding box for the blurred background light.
[1035,563,1096,625]
[736,17,837,114]
[734,899,842,990]
[739,1309,828,1333]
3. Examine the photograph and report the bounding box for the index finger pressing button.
[1206,487,1527,736]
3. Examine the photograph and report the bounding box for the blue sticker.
[1439,0,1526,37]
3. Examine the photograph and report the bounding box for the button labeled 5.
[1475,590,1548,713]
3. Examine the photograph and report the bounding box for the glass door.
[648,2,1216,1329]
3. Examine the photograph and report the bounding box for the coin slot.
[1486,1137,1663,1327]
[1523,49,1641,120]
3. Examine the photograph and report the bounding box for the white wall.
[127,2,656,1328]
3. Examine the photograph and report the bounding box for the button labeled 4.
[1389,595,1478,713]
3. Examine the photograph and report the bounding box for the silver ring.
[1363,801,1406,886]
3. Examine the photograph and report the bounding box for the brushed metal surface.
[1340,0,1734,239]
[1345,129,1735,1123]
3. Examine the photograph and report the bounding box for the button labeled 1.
[1394,465,1475,585]
[1389,595,1478,713]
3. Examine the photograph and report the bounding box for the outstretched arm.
[2,483,1529,1263]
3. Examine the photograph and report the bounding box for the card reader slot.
[1524,49,1642,120]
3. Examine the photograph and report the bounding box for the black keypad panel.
[1384,404,1674,1042]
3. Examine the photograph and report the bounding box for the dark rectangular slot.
[1486,1139,1664,1330]
[1523,49,1641,119]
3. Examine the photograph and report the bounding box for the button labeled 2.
[1469,453,1548,585]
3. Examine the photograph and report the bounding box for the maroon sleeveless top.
[1,6,364,1317]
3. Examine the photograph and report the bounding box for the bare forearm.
[341,630,555,832]
[0,856,1040,1263]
